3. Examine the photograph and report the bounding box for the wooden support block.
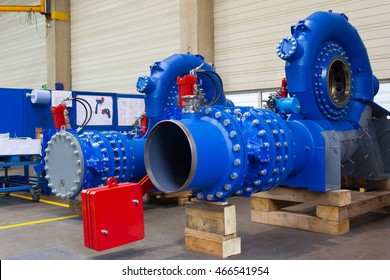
[317,191,390,221]
[177,196,190,206]
[185,201,241,258]
[252,187,351,206]
[316,205,348,221]
[341,176,390,191]
[251,210,350,235]
[185,228,241,258]
[374,206,390,214]
[251,196,298,211]
[163,191,192,199]
[185,201,236,235]
[348,190,390,218]
[146,190,192,206]
[252,188,390,235]
[69,199,82,216]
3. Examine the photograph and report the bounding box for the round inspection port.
[327,58,352,107]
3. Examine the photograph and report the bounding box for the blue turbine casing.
[138,53,227,129]
[278,11,375,123]
[144,11,390,201]
[145,106,331,201]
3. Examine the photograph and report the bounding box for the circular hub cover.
[45,131,85,199]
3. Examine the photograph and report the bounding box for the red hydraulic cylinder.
[50,104,67,129]
[279,78,288,98]
[140,111,148,135]
[177,74,198,107]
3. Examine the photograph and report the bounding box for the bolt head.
[253,180,261,186]
[233,144,241,152]
[258,130,266,136]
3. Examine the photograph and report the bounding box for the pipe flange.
[45,131,85,199]
[276,36,298,61]
[314,42,352,120]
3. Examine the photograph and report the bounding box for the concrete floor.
[1,189,390,260]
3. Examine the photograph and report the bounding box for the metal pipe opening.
[328,58,351,107]
[145,120,195,193]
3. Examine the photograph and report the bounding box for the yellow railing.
[0,0,45,13]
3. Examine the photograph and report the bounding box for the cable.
[72,97,93,133]
[198,71,217,106]
[203,70,224,106]
[73,99,88,128]
[75,97,93,126]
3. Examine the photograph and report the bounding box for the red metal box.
[82,177,145,251]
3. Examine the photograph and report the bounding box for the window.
[374,83,390,111]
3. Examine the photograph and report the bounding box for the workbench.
[0,138,42,202]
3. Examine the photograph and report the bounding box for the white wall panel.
[71,0,180,94]
[0,0,46,89]
[215,0,390,92]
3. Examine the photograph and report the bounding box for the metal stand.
[0,155,41,202]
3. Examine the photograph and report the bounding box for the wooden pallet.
[146,190,192,206]
[251,184,390,235]
[341,176,390,192]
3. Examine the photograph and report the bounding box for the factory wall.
[0,1,389,106]
[214,0,390,92]
[71,0,181,94]
[0,0,47,89]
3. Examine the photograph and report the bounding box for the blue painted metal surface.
[277,11,378,124]
[0,88,53,138]
[44,53,230,198]
[138,53,227,130]
[144,11,390,201]
[44,130,145,198]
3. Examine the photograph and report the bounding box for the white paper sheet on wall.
[76,95,113,126]
[51,90,73,107]
[117,97,145,126]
